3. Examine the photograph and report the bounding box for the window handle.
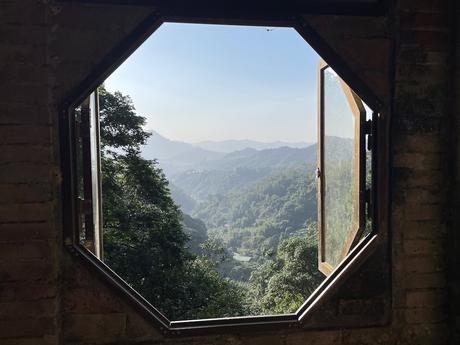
[316,167,321,179]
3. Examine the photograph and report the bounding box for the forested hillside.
[172,167,273,202]
[167,136,352,205]
[190,165,317,281]
[99,87,355,319]
[99,87,247,320]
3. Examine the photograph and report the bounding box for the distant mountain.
[193,139,311,153]
[142,131,193,160]
[202,145,317,171]
[171,146,315,202]
[141,132,352,189]
[172,167,274,202]
[141,132,224,175]
[171,136,353,202]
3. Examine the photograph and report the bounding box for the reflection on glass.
[363,103,372,239]
[323,67,355,267]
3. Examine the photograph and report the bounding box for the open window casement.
[317,60,367,276]
[74,91,103,259]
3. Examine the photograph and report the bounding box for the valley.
[141,132,353,283]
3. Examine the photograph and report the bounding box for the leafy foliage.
[193,165,317,260]
[97,86,353,319]
[246,231,322,314]
[99,86,150,152]
[99,87,247,320]
[182,213,207,255]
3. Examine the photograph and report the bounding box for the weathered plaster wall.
[0,0,455,344]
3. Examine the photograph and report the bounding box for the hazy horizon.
[104,23,320,143]
[150,129,311,145]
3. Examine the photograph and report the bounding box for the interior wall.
[0,0,455,344]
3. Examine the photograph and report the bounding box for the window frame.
[68,91,104,258]
[317,60,367,276]
[58,10,388,336]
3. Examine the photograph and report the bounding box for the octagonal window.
[67,22,377,324]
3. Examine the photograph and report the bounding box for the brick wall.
[0,1,60,344]
[391,0,452,342]
[0,0,456,344]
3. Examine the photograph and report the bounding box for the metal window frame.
[58,0,388,17]
[58,6,388,337]
[65,91,104,258]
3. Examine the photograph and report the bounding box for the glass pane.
[323,67,356,267]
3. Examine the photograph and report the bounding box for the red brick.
[0,338,49,345]
[0,103,51,125]
[393,152,442,170]
[0,300,56,319]
[0,317,55,339]
[402,220,446,240]
[0,24,47,46]
[0,202,54,222]
[400,30,449,52]
[0,281,56,302]
[0,1,47,25]
[0,260,52,282]
[405,307,447,324]
[63,288,124,314]
[0,145,52,163]
[403,187,443,204]
[343,327,393,345]
[0,126,51,145]
[0,163,54,184]
[0,241,50,262]
[404,203,441,222]
[396,134,444,153]
[0,222,53,241]
[0,184,53,204]
[402,256,445,273]
[401,324,450,345]
[0,42,46,64]
[125,312,162,340]
[402,272,447,289]
[406,290,447,308]
[403,239,443,256]
[286,330,342,345]
[63,313,126,342]
[400,12,449,31]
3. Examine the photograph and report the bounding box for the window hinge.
[365,119,373,151]
[364,119,372,135]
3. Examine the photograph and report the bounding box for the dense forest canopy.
[99,87,247,319]
[97,86,355,320]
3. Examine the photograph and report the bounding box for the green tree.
[99,86,150,152]
[246,231,322,314]
[99,86,247,320]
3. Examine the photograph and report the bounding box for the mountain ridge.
[193,138,311,153]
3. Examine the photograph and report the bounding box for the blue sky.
[104,23,320,143]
